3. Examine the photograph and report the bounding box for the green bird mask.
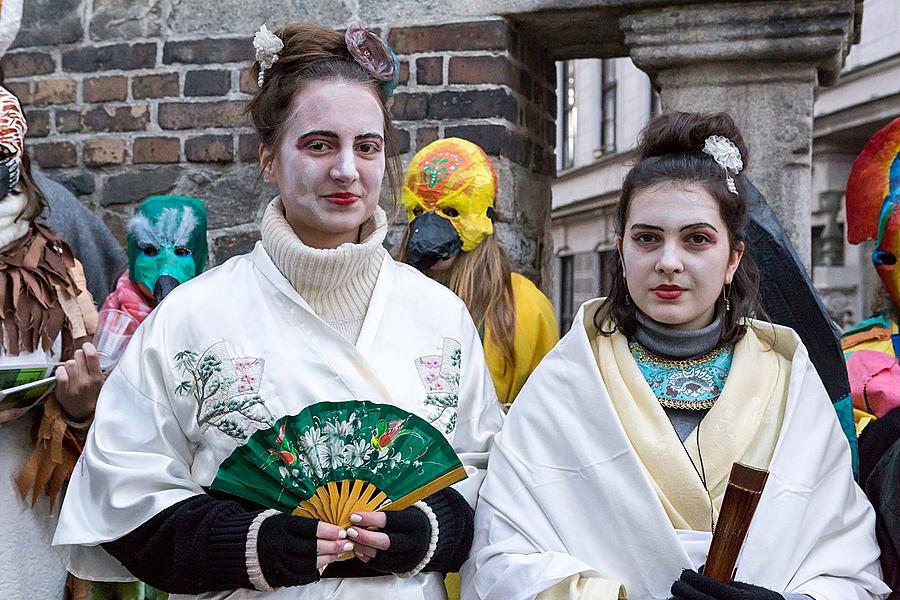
[127,196,208,304]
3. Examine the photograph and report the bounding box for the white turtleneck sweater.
[260,198,388,344]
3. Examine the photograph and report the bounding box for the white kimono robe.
[461,299,889,600]
[53,243,503,600]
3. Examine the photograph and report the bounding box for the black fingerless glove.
[257,513,322,588]
[367,486,474,576]
[671,569,782,600]
[366,503,432,574]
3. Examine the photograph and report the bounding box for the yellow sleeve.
[536,575,627,600]
[484,273,560,405]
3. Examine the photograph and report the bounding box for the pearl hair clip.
[253,24,284,87]
[702,135,743,195]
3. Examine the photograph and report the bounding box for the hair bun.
[637,112,749,169]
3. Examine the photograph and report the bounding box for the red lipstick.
[324,193,359,206]
[653,284,685,300]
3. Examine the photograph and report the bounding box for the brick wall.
[11,7,555,280]
[10,35,269,264]
[386,21,557,279]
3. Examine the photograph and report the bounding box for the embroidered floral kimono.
[53,243,503,599]
[461,299,889,600]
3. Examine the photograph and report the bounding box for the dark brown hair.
[596,112,761,345]
[18,151,48,223]
[245,22,402,204]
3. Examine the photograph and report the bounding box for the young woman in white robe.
[461,112,890,600]
[53,21,502,600]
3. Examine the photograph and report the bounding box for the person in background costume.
[90,195,207,600]
[0,84,102,599]
[461,112,888,600]
[400,137,558,408]
[841,116,900,596]
[102,195,208,322]
[53,21,502,600]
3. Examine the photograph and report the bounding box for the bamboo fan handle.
[704,463,769,583]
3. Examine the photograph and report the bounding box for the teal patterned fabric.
[629,341,734,410]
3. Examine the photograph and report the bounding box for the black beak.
[153,275,180,304]
[407,211,462,270]
[874,249,897,266]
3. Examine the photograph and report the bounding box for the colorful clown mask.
[127,196,208,304]
[846,117,900,309]
[0,86,26,200]
[401,138,498,269]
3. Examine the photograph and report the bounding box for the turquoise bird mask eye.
[127,195,208,304]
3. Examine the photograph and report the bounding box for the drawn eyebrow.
[297,131,385,143]
[679,222,718,232]
[629,223,719,232]
[355,133,384,142]
[298,129,339,139]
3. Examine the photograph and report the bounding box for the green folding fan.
[210,400,467,529]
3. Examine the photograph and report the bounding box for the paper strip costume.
[461,300,888,600]
[54,244,502,599]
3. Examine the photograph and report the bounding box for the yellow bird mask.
[401,138,498,269]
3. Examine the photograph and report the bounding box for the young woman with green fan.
[53,21,502,600]
[461,113,889,600]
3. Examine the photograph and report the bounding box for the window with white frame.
[598,248,618,297]
[558,252,600,334]
[599,59,616,155]
[560,61,577,170]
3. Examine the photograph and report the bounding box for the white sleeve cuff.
[245,509,280,591]
[397,500,439,579]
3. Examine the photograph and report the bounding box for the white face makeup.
[618,182,743,330]
[261,78,386,249]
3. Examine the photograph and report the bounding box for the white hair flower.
[253,24,284,87]
[702,135,743,195]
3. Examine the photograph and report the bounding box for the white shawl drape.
[461,300,888,600]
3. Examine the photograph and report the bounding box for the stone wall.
[12,1,555,282]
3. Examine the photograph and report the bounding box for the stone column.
[621,1,860,269]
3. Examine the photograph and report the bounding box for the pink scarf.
[101,270,154,324]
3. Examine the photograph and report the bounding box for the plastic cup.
[93,309,139,371]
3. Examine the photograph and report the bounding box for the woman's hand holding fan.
[347,509,431,573]
[253,513,355,586]
[210,401,467,564]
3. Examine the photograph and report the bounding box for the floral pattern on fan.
[209,400,467,524]
[263,408,423,481]
[415,337,461,435]
[173,340,274,440]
